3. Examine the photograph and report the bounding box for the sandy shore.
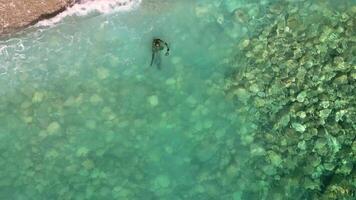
[0,0,74,36]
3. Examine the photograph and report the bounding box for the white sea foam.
[37,0,142,27]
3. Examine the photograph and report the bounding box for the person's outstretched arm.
[164,42,170,56]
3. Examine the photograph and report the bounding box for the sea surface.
[0,0,354,199]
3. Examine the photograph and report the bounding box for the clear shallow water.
[0,0,248,199]
[0,0,355,199]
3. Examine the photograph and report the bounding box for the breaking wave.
[37,0,142,26]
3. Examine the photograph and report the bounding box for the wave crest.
[37,0,141,26]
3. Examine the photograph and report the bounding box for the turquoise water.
[0,1,246,199]
[0,0,355,199]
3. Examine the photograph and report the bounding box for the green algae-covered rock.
[148,95,159,107]
[225,0,356,199]
[47,121,60,135]
[291,122,306,133]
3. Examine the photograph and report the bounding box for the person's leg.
[150,52,155,66]
[156,53,162,70]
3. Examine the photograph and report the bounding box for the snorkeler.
[150,38,170,69]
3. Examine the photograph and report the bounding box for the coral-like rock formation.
[225,1,355,199]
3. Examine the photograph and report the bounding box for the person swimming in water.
[150,38,170,69]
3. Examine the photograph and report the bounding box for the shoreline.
[0,0,75,37]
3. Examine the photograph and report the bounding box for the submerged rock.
[47,121,60,135]
[0,0,74,36]
[153,175,171,189]
[148,95,159,107]
[225,0,355,198]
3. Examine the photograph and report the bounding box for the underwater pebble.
[97,67,109,80]
[186,95,197,105]
[108,55,120,66]
[193,185,205,193]
[85,120,96,130]
[351,72,356,80]
[278,114,290,127]
[333,74,348,85]
[335,110,347,122]
[101,107,116,121]
[201,107,209,115]
[23,116,33,124]
[63,96,76,107]
[250,146,266,156]
[216,14,224,24]
[171,57,182,64]
[82,159,94,170]
[225,25,242,39]
[297,111,306,119]
[233,191,242,200]
[296,91,307,103]
[337,162,353,175]
[292,122,306,133]
[233,8,249,24]
[224,1,240,12]
[76,147,89,157]
[195,4,211,17]
[203,120,213,129]
[135,74,144,81]
[241,134,254,145]
[226,164,239,177]
[38,130,47,138]
[268,151,282,166]
[254,98,265,107]
[154,175,170,188]
[298,141,307,150]
[148,95,159,107]
[165,78,176,85]
[90,94,103,105]
[46,149,59,159]
[47,122,60,134]
[165,146,173,154]
[320,101,330,109]
[215,129,225,139]
[319,109,331,119]
[112,186,130,198]
[118,121,129,128]
[21,101,32,109]
[32,92,44,103]
[241,39,250,48]
[234,88,250,104]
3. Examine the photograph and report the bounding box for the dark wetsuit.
[151,38,170,69]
